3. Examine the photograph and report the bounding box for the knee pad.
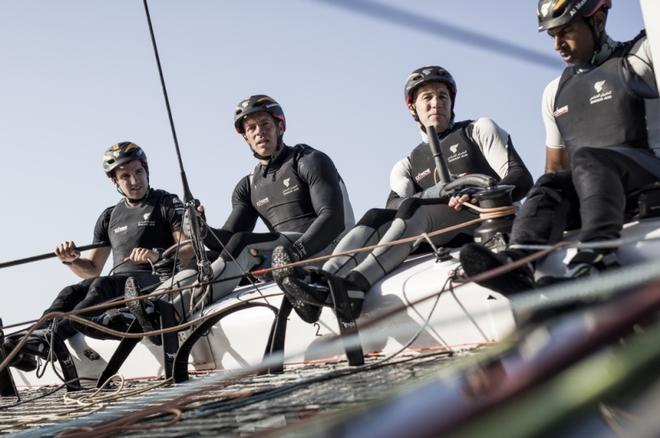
[395,198,423,220]
[357,208,397,228]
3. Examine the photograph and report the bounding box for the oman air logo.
[449,144,459,155]
[283,178,290,188]
[590,80,612,105]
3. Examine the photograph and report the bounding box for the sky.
[0,1,648,326]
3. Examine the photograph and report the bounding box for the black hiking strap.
[259,297,293,375]
[0,320,19,398]
[157,301,179,379]
[325,274,365,366]
[50,333,82,392]
[96,320,142,388]
[172,302,279,383]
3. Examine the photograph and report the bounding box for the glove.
[454,187,481,198]
[416,181,446,199]
[289,241,306,261]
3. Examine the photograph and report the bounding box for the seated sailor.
[272,65,533,322]
[177,94,354,321]
[460,0,660,294]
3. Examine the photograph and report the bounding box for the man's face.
[242,111,282,159]
[113,159,148,201]
[409,82,452,132]
[547,16,595,66]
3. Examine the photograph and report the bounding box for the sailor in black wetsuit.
[460,0,660,294]
[184,95,353,319]
[272,66,532,322]
[4,143,191,370]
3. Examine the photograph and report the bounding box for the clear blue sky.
[0,1,646,325]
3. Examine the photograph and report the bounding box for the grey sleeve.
[386,157,415,209]
[469,118,533,202]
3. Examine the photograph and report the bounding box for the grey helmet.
[233,94,286,134]
[102,142,148,176]
[537,0,611,31]
[404,65,457,122]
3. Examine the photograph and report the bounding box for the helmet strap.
[121,186,152,205]
[586,12,607,65]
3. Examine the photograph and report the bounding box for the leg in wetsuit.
[348,197,478,289]
[461,147,660,295]
[322,208,397,277]
[42,272,161,340]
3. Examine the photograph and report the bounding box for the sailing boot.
[272,246,366,323]
[536,249,620,287]
[3,330,51,371]
[125,276,162,345]
[459,243,535,295]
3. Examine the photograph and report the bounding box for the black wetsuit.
[511,32,660,248]
[197,144,353,304]
[204,144,351,261]
[44,189,184,339]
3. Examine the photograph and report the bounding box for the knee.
[572,147,614,170]
[357,208,396,228]
[395,198,422,220]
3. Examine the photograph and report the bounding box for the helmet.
[404,66,457,122]
[233,95,286,134]
[102,142,148,176]
[537,0,611,31]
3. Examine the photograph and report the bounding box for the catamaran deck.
[0,348,477,437]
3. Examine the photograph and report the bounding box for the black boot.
[536,249,620,287]
[459,243,535,295]
[272,246,366,323]
[3,330,51,372]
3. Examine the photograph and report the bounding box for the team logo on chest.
[446,143,467,163]
[589,80,613,105]
[282,176,299,196]
[138,211,156,227]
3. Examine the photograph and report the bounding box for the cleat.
[459,243,535,295]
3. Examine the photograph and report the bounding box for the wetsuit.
[44,189,184,339]
[323,118,532,288]
[200,144,354,303]
[510,32,660,250]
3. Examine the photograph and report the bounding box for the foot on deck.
[272,246,325,323]
[3,330,51,372]
[459,243,535,295]
[536,249,620,288]
[272,246,366,323]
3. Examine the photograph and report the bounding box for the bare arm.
[55,241,110,279]
[545,147,570,173]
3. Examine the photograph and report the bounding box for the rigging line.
[142,0,191,201]
[314,0,562,70]
[193,221,274,312]
[0,208,508,335]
